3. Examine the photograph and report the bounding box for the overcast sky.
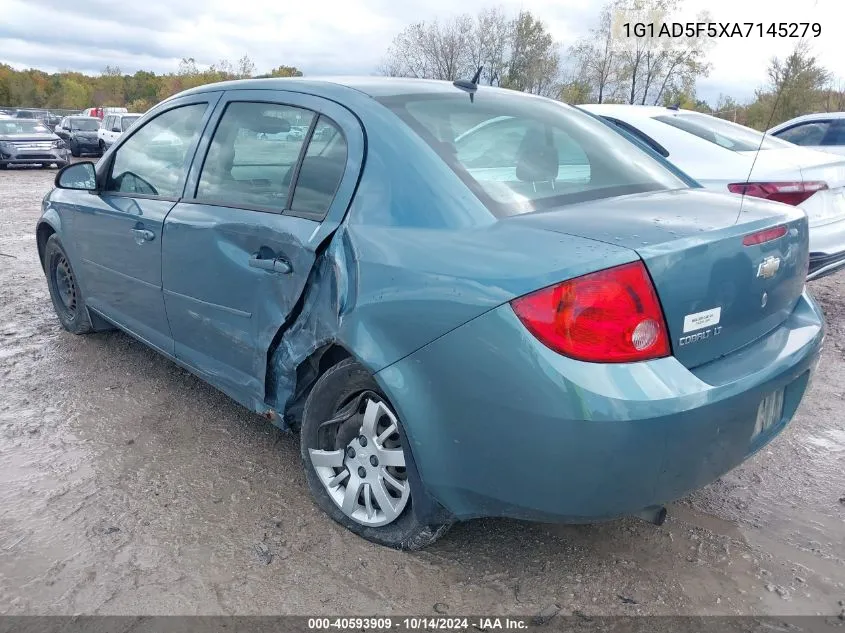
[1,0,840,106]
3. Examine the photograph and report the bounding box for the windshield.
[69,118,99,131]
[121,116,140,131]
[380,92,688,216]
[0,120,51,135]
[654,113,791,152]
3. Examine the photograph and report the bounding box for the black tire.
[300,358,451,550]
[70,139,80,158]
[44,234,93,334]
[40,163,52,169]
[99,140,106,154]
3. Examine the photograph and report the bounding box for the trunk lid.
[508,188,809,369]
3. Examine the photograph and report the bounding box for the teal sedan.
[36,77,824,549]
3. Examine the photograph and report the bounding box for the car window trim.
[96,95,221,201]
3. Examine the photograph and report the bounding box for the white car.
[767,112,845,156]
[97,112,141,152]
[581,104,845,280]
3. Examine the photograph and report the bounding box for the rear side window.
[654,113,789,151]
[381,93,686,215]
[105,103,207,198]
[775,121,831,146]
[290,116,348,220]
[196,101,315,211]
[122,116,139,131]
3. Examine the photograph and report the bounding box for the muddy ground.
[0,165,843,617]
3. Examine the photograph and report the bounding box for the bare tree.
[379,9,561,94]
[468,8,510,86]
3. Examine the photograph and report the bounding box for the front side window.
[196,101,315,211]
[773,121,830,146]
[381,93,686,215]
[105,103,207,198]
[121,116,140,131]
[654,113,791,152]
[821,120,845,146]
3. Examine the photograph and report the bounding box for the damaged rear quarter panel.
[265,97,637,426]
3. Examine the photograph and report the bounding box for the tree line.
[0,55,302,113]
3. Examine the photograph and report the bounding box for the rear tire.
[300,358,451,550]
[44,234,93,335]
[98,140,106,154]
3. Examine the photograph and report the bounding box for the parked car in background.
[82,106,129,120]
[767,112,845,156]
[37,78,823,549]
[0,118,69,169]
[582,104,845,280]
[97,112,141,152]
[14,108,50,123]
[55,116,103,157]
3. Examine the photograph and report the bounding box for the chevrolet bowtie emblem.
[757,256,781,279]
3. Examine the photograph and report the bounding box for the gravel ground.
[0,165,843,617]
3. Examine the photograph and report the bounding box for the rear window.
[654,113,791,152]
[379,92,687,216]
[69,118,99,131]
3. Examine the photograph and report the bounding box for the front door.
[70,95,220,354]
[161,91,363,408]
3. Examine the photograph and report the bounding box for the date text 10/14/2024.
[307,617,531,630]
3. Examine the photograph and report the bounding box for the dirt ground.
[0,165,843,617]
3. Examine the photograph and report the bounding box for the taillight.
[742,224,787,246]
[728,181,828,206]
[510,261,670,363]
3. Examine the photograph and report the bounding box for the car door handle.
[249,253,292,274]
[131,228,155,243]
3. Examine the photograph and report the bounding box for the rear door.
[70,94,220,354]
[161,90,363,407]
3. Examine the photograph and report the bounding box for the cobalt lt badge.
[757,256,781,280]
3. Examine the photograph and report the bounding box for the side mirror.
[55,162,97,191]
[111,126,121,133]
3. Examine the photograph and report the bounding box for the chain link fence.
[0,106,84,117]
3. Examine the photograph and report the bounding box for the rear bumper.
[808,216,845,280]
[377,291,824,523]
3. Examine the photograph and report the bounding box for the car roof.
[580,104,690,118]
[768,111,845,132]
[177,76,526,100]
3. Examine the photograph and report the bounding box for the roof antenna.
[453,66,483,102]
[734,76,786,225]
[667,101,680,111]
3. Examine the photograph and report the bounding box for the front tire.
[98,140,106,154]
[44,234,93,334]
[70,139,80,158]
[300,358,451,550]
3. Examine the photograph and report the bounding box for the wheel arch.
[36,215,61,271]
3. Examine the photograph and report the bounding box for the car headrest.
[515,127,559,183]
